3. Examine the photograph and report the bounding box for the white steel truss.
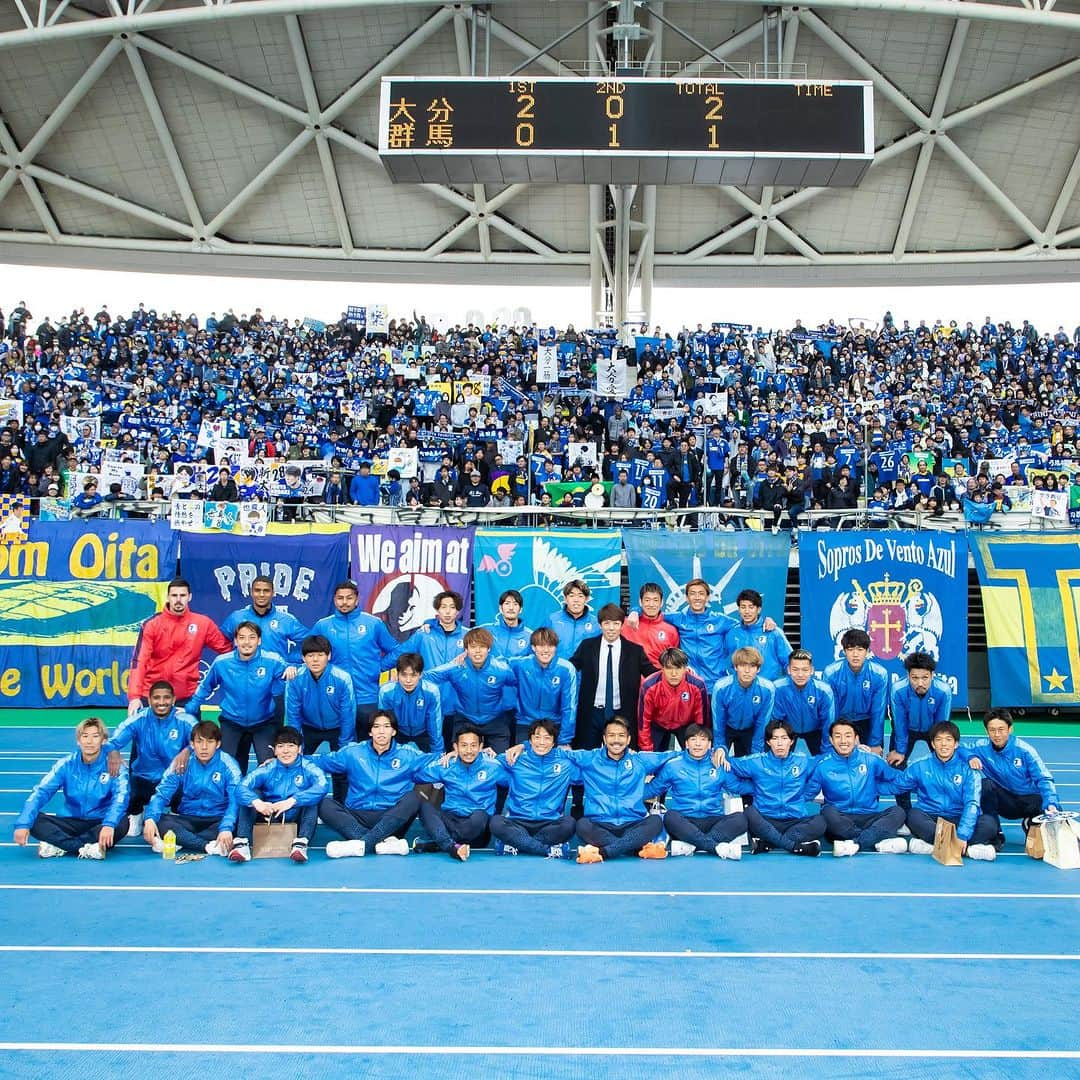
[0,0,1076,318]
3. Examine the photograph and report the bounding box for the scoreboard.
[378,77,874,187]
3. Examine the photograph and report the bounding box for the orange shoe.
[576,844,603,864]
[638,841,668,859]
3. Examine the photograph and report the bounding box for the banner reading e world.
[799,531,968,705]
[0,520,179,707]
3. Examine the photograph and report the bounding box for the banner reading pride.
[180,532,349,633]
[971,533,1080,706]
[0,521,179,707]
[350,525,475,641]
[800,531,968,704]
[623,530,790,622]
[472,529,621,625]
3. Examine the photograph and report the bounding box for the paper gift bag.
[1042,815,1080,871]
[252,817,297,859]
[932,817,964,866]
[1025,824,1045,860]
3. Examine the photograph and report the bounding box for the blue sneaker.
[493,840,518,856]
[547,843,570,859]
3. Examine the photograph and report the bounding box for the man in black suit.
[571,603,657,751]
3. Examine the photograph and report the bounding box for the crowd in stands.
[2,298,1079,529]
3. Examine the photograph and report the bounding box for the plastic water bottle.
[162,830,176,861]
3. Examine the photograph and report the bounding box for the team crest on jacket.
[478,770,488,780]
[952,774,962,784]
[709,768,717,778]
[168,729,178,740]
[1013,757,1022,767]
[295,775,304,785]
[327,686,335,695]
[416,697,424,707]
[858,763,867,774]
[187,623,197,634]
[680,690,690,702]
[624,759,633,770]
[791,765,800,776]
[553,763,562,774]
[706,623,715,633]
[391,758,401,769]
[270,619,279,629]
[99,772,109,783]
[552,677,561,686]
[358,626,367,635]
[657,631,667,641]
[807,696,815,705]
[256,667,266,678]
[212,772,222,783]
[487,675,496,684]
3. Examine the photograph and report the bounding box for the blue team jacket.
[15,751,130,829]
[964,734,1059,809]
[402,620,466,713]
[711,674,776,752]
[378,679,444,753]
[891,751,982,841]
[188,647,289,727]
[822,658,890,747]
[646,750,746,816]
[415,754,511,815]
[313,739,429,811]
[771,676,836,739]
[429,655,516,722]
[890,677,953,755]
[104,705,196,780]
[666,609,737,687]
[238,756,328,806]
[501,745,579,820]
[809,747,901,814]
[285,665,356,743]
[569,748,677,826]
[725,617,793,682]
[510,655,578,741]
[146,749,243,829]
[309,609,402,704]
[727,750,820,819]
[220,604,310,664]
[543,607,600,662]
[484,616,534,660]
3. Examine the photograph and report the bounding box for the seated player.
[771,649,836,755]
[509,629,578,746]
[890,720,1000,861]
[724,588,793,681]
[887,652,953,767]
[143,720,243,856]
[724,719,827,856]
[965,707,1060,833]
[228,727,328,864]
[822,629,889,754]
[491,719,578,858]
[378,653,444,754]
[13,717,130,860]
[104,679,195,836]
[711,647,775,757]
[313,709,427,858]
[812,719,907,856]
[646,723,747,859]
[413,724,509,861]
[637,647,711,752]
[573,716,679,863]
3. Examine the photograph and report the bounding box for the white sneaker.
[204,841,225,856]
[669,840,696,857]
[715,841,742,860]
[77,842,105,860]
[908,838,934,855]
[832,839,859,857]
[326,839,366,859]
[967,844,997,861]
[150,835,164,854]
[898,824,911,836]
[374,836,410,856]
[228,842,251,863]
[37,841,65,858]
[875,837,908,854]
[128,813,143,836]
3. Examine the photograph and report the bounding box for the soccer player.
[401,590,467,716]
[573,716,678,863]
[771,649,836,755]
[620,581,679,667]
[228,727,328,864]
[491,719,578,857]
[13,717,130,860]
[637,647,711,752]
[887,652,954,767]
[187,621,292,774]
[414,725,509,861]
[965,707,1060,831]
[890,720,1000,861]
[509,628,579,746]
[220,574,310,665]
[142,720,243,856]
[724,719,827,856]
[724,588,792,681]
[104,679,195,836]
[314,710,427,858]
[812,719,907,856]
[485,588,534,660]
[647,723,747,859]
[377,653,444,753]
[542,579,600,662]
[285,634,356,756]
[127,577,231,714]
[712,646,776,756]
[822,628,890,754]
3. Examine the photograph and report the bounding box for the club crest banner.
[970,533,1080,706]
[473,529,621,625]
[350,525,475,642]
[0,521,179,707]
[800,531,968,704]
[623,530,790,623]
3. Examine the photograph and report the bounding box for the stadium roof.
[0,0,1078,307]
